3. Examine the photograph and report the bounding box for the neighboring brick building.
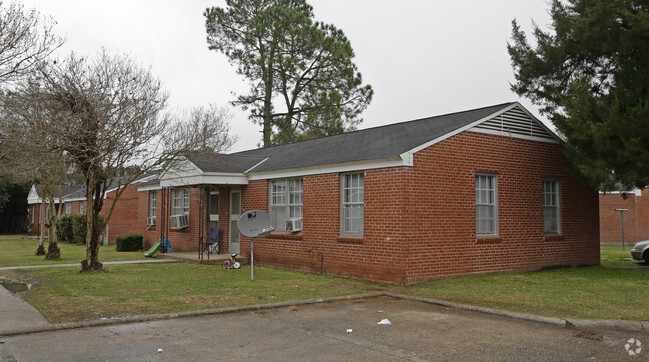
[599,189,649,244]
[140,102,600,285]
[27,174,156,244]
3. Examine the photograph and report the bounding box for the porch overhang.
[160,172,249,187]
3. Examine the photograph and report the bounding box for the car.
[630,240,649,265]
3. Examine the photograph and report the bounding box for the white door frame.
[229,189,241,254]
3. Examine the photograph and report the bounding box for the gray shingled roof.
[33,172,160,199]
[232,102,514,173]
[188,153,267,173]
[33,184,85,199]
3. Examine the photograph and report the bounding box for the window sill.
[268,232,302,241]
[476,236,502,244]
[169,227,188,232]
[543,234,565,242]
[337,236,364,244]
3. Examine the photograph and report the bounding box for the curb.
[384,293,647,333]
[383,292,567,327]
[1,291,646,336]
[0,292,385,336]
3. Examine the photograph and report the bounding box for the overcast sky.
[20,0,552,152]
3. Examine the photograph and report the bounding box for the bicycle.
[223,253,241,269]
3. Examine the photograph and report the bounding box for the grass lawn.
[1,236,648,323]
[392,243,649,321]
[2,263,378,323]
[0,236,147,267]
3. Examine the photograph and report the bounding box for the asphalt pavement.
[2,296,647,361]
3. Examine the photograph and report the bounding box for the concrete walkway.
[0,258,179,271]
[0,283,50,333]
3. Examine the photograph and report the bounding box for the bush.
[116,234,143,252]
[72,214,87,244]
[71,213,105,244]
[58,214,74,242]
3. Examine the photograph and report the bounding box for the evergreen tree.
[508,0,649,189]
[205,0,373,147]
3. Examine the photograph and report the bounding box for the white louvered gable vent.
[471,106,557,142]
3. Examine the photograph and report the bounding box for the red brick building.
[139,102,600,285]
[27,174,156,244]
[599,189,649,244]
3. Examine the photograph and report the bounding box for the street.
[1,296,645,361]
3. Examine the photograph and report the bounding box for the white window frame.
[269,178,303,232]
[79,200,84,214]
[341,172,364,237]
[65,202,72,215]
[543,179,561,234]
[171,188,189,216]
[149,191,157,218]
[476,173,498,236]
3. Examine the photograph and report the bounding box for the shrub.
[58,214,74,242]
[71,213,105,244]
[116,234,143,252]
[72,214,87,244]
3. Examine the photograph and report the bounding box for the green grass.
[0,236,147,267]
[599,243,644,267]
[1,236,648,323]
[393,265,649,321]
[2,263,377,323]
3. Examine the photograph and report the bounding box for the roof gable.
[468,104,558,142]
[236,102,518,173]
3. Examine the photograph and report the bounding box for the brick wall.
[102,185,140,245]
[140,186,236,253]
[235,131,599,285]
[600,190,649,243]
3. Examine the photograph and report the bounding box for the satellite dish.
[237,210,273,238]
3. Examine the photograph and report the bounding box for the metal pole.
[621,212,626,250]
[250,236,254,281]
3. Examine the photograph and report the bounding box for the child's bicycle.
[223,253,241,269]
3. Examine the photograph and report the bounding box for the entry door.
[209,192,219,230]
[229,189,241,253]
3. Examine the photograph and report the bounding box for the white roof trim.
[468,128,559,143]
[138,184,162,192]
[599,189,642,197]
[247,156,408,181]
[160,173,249,187]
[245,157,269,173]
[104,174,159,195]
[27,185,40,205]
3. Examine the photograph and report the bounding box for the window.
[341,172,364,237]
[543,180,560,234]
[476,174,497,235]
[171,188,189,216]
[149,191,157,217]
[65,202,72,215]
[79,200,84,214]
[269,178,302,231]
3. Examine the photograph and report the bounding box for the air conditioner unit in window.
[285,218,302,233]
[170,214,189,229]
[146,216,156,227]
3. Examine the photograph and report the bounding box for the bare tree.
[0,82,71,258]
[0,0,63,83]
[4,49,235,272]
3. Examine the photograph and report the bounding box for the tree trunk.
[35,197,46,256]
[45,219,60,260]
[45,198,62,260]
[262,46,275,148]
[80,178,104,272]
